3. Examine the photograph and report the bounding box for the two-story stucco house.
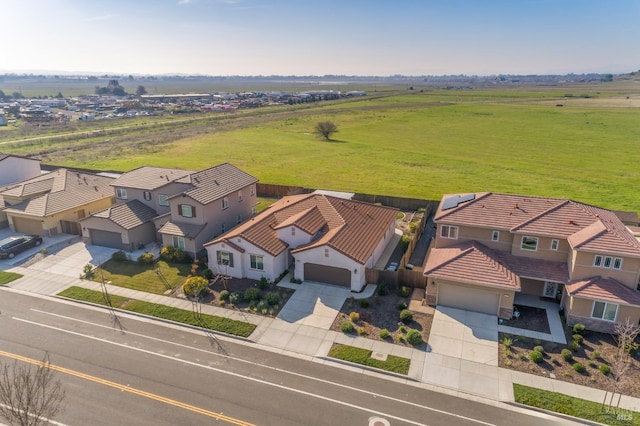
[423,192,640,332]
[204,194,398,292]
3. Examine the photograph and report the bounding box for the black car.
[0,235,43,259]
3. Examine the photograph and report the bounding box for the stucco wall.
[205,239,286,282]
[571,251,639,288]
[294,246,365,291]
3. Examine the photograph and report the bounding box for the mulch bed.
[501,304,551,334]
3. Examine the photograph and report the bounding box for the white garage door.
[438,283,500,316]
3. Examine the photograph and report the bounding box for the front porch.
[498,293,567,344]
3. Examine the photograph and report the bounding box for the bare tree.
[314,121,338,141]
[602,319,640,413]
[0,353,65,426]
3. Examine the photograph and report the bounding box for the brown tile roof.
[205,194,398,264]
[436,192,640,258]
[159,221,206,238]
[1,169,114,217]
[87,200,158,230]
[566,276,640,306]
[110,166,195,191]
[172,163,258,205]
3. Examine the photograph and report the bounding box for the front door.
[543,281,557,298]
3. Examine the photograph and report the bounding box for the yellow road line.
[0,350,254,426]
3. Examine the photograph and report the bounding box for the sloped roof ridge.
[274,205,318,229]
[570,201,640,252]
[424,241,478,272]
[435,192,491,221]
[511,199,569,232]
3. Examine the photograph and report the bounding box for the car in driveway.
[0,235,43,259]
[386,261,398,271]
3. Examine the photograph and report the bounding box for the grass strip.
[58,286,256,338]
[328,343,410,375]
[513,384,640,425]
[0,271,23,285]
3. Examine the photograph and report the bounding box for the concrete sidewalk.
[5,263,640,417]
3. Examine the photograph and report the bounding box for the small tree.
[136,85,147,96]
[314,121,338,141]
[183,276,209,298]
[0,353,65,426]
[603,319,640,412]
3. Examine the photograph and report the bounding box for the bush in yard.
[111,250,127,262]
[379,329,390,339]
[572,334,583,344]
[400,235,411,253]
[257,300,269,311]
[359,298,370,308]
[572,362,585,373]
[83,264,95,279]
[568,341,580,351]
[561,349,573,361]
[399,309,413,324]
[502,336,512,348]
[229,292,242,305]
[599,364,611,375]
[266,292,280,306]
[590,350,601,360]
[160,246,192,264]
[219,290,230,301]
[400,286,410,297]
[529,350,543,364]
[398,325,407,333]
[202,268,213,280]
[625,341,639,356]
[572,323,586,335]
[137,252,155,265]
[258,276,269,290]
[533,345,544,354]
[341,321,355,333]
[349,312,360,323]
[397,302,408,310]
[183,276,209,298]
[243,287,261,302]
[406,329,422,346]
[376,282,389,296]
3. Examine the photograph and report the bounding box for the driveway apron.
[276,281,349,329]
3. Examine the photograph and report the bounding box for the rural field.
[1,79,639,212]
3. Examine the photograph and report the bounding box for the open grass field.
[2,82,639,211]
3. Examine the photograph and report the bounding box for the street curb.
[319,355,420,382]
[504,401,606,426]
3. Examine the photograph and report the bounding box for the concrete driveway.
[276,281,350,329]
[25,241,118,278]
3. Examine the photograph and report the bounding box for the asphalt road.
[0,290,575,426]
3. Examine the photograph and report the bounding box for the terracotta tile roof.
[205,194,398,264]
[87,200,158,230]
[159,221,206,238]
[1,169,114,217]
[173,163,258,206]
[111,166,195,191]
[566,276,640,306]
[436,192,640,258]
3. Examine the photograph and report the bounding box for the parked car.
[386,262,398,271]
[0,235,43,259]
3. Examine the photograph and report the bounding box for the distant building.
[0,114,6,126]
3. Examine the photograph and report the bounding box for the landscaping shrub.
[399,309,413,323]
[358,327,367,336]
[590,350,601,360]
[137,252,155,265]
[588,361,597,368]
[533,345,545,354]
[83,264,95,279]
[202,268,213,280]
[183,276,209,298]
[379,329,390,339]
[341,321,355,333]
[406,329,422,346]
[599,364,611,375]
[349,312,360,323]
[376,282,389,296]
[572,334,583,344]
[519,353,528,361]
[625,341,639,356]
[160,246,192,264]
[265,292,280,306]
[258,276,269,290]
[568,341,580,351]
[572,323,586,335]
[529,350,543,364]
[219,290,230,301]
[257,300,269,311]
[408,221,417,233]
[400,235,411,253]
[398,325,407,333]
[359,298,370,308]
[397,302,408,310]
[229,292,242,305]
[243,287,261,302]
[502,336,513,348]
[400,286,410,297]
[561,349,573,361]
[111,250,127,262]
[572,362,585,373]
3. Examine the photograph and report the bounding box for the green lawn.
[327,343,410,375]
[93,260,191,294]
[0,271,23,285]
[514,384,640,425]
[57,286,256,337]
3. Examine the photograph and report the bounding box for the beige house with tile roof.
[0,169,115,237]
[204,194,398,291]
[424,192,640,332]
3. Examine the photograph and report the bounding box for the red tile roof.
[566,276,640,306]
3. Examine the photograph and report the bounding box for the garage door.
[304,263,351,287]
[12,217,43,236]
[438,283,500,315]
[89,229,123,249]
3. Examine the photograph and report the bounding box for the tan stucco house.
[204,194,398,292]
[424,192,640,332]
[0,169,115,237]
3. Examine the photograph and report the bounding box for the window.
[291,227,296,236]
[222,197,229,210]
[221,223,226,233]
[491,230,500,242]
[178,204,195,218]
[143,191,152,201]
[238,191,243,202]
[594,254,623,270]
[250,185,255,196]
[440,225,458,239]
[592,301,618,321]
[521,236,538,251]
[250,254,264,271]
[324,248,329,257]
[551,239,559,251]
[158,194,169,206]
[172,236,185,250]
[116,188,127,199]
[252,206,257,215]
[216,250,234,267]
[236,215,242,224]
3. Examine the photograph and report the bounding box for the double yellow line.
[0,350,254,426]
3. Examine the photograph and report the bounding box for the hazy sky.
[3,0,639,76]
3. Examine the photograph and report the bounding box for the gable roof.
[566,276,640,306]
[0,169,114,217]
[0,153,40,163]
[435,192,640,258]
[170,163,258,205]
[205,194,398,264]
[159,221,206,238]
[110,166,195,191]
[85,200,158,230]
